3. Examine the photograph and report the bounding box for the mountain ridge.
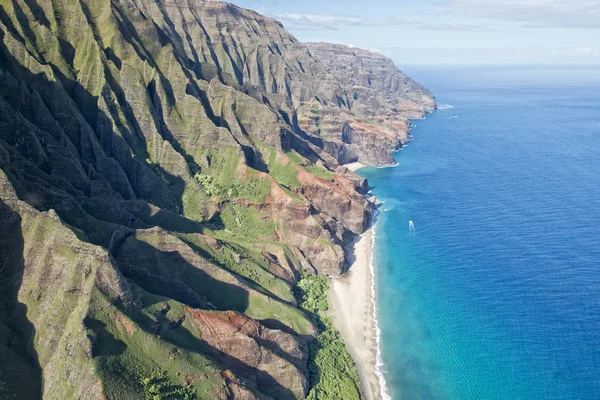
[0,0,435,398]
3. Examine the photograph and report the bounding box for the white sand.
[343,162,367,172]
[329,228,382,400]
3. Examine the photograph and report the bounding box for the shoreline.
[343,161,368,172]
[336,116,429,399]
[329,227,390,400]
[343,160,400,172]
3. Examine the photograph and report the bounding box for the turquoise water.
[358,66,600,400]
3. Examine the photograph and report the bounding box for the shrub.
[296,274,329,314]
[194,173,223,197]
[141,369,195,400]
[296,275,362,400]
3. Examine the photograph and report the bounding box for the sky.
[230,0,600,66]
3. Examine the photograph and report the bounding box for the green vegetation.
[0,1,434,399]
[305,164,334,181]
[88,288,225,399]
[181,153,273,223]
[212,150,242,187]
[179,233,295,302]
[131,231,314,336]
[284,150,306,165]
[268,149,301,189]
[141,370,195,400]
[297,274,329,314]
[194,173,222,197]
[247,295,315,336]
[219,203,274,239]
[181,183,210,222]
[187,149,269,201]
[284,150,334,181]
[296,275,362,400]
[182,170,271,224]
[233,174,271,201]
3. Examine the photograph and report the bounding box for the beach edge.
[329,227,389,400]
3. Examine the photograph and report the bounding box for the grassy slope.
[0,0,370,398]
[88,288,227,399]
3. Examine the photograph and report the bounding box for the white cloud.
[274,13,482,31]
[255,6,269,15]
[440,0,600,28]
[275,13,398,27]
[550,47,600,57]
[345,44,383,54]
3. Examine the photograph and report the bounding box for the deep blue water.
[358,66,600,400]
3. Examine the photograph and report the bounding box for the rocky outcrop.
[186,308,309,400]
[305,42,436,165]
[0,0,433,398]
[306,43,435,115]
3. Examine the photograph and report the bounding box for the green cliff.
[0,1,435,398]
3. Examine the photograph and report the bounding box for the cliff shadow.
[112,237,250,314]
[342,229,362,274]
[0,33,193,241]
[0,199,42,399]
[124,305,301,400]
[84,317,127,357]
[128,200,209,234]
[180,235,297,307]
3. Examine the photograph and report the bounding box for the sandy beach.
[329,228,384,400]
[343,161,367,172]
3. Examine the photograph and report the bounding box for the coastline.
[343,161,368,172]
[329,227,389,400]
[337,117,428,400]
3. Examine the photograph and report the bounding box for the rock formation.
[305,42,436,166]
[0,0,435,398]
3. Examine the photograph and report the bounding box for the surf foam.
[370,224,392,400]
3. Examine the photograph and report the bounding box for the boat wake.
[438,104,454,110]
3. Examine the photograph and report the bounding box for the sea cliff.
[0,0,434,398]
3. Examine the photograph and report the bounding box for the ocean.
[357,66,600,400]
